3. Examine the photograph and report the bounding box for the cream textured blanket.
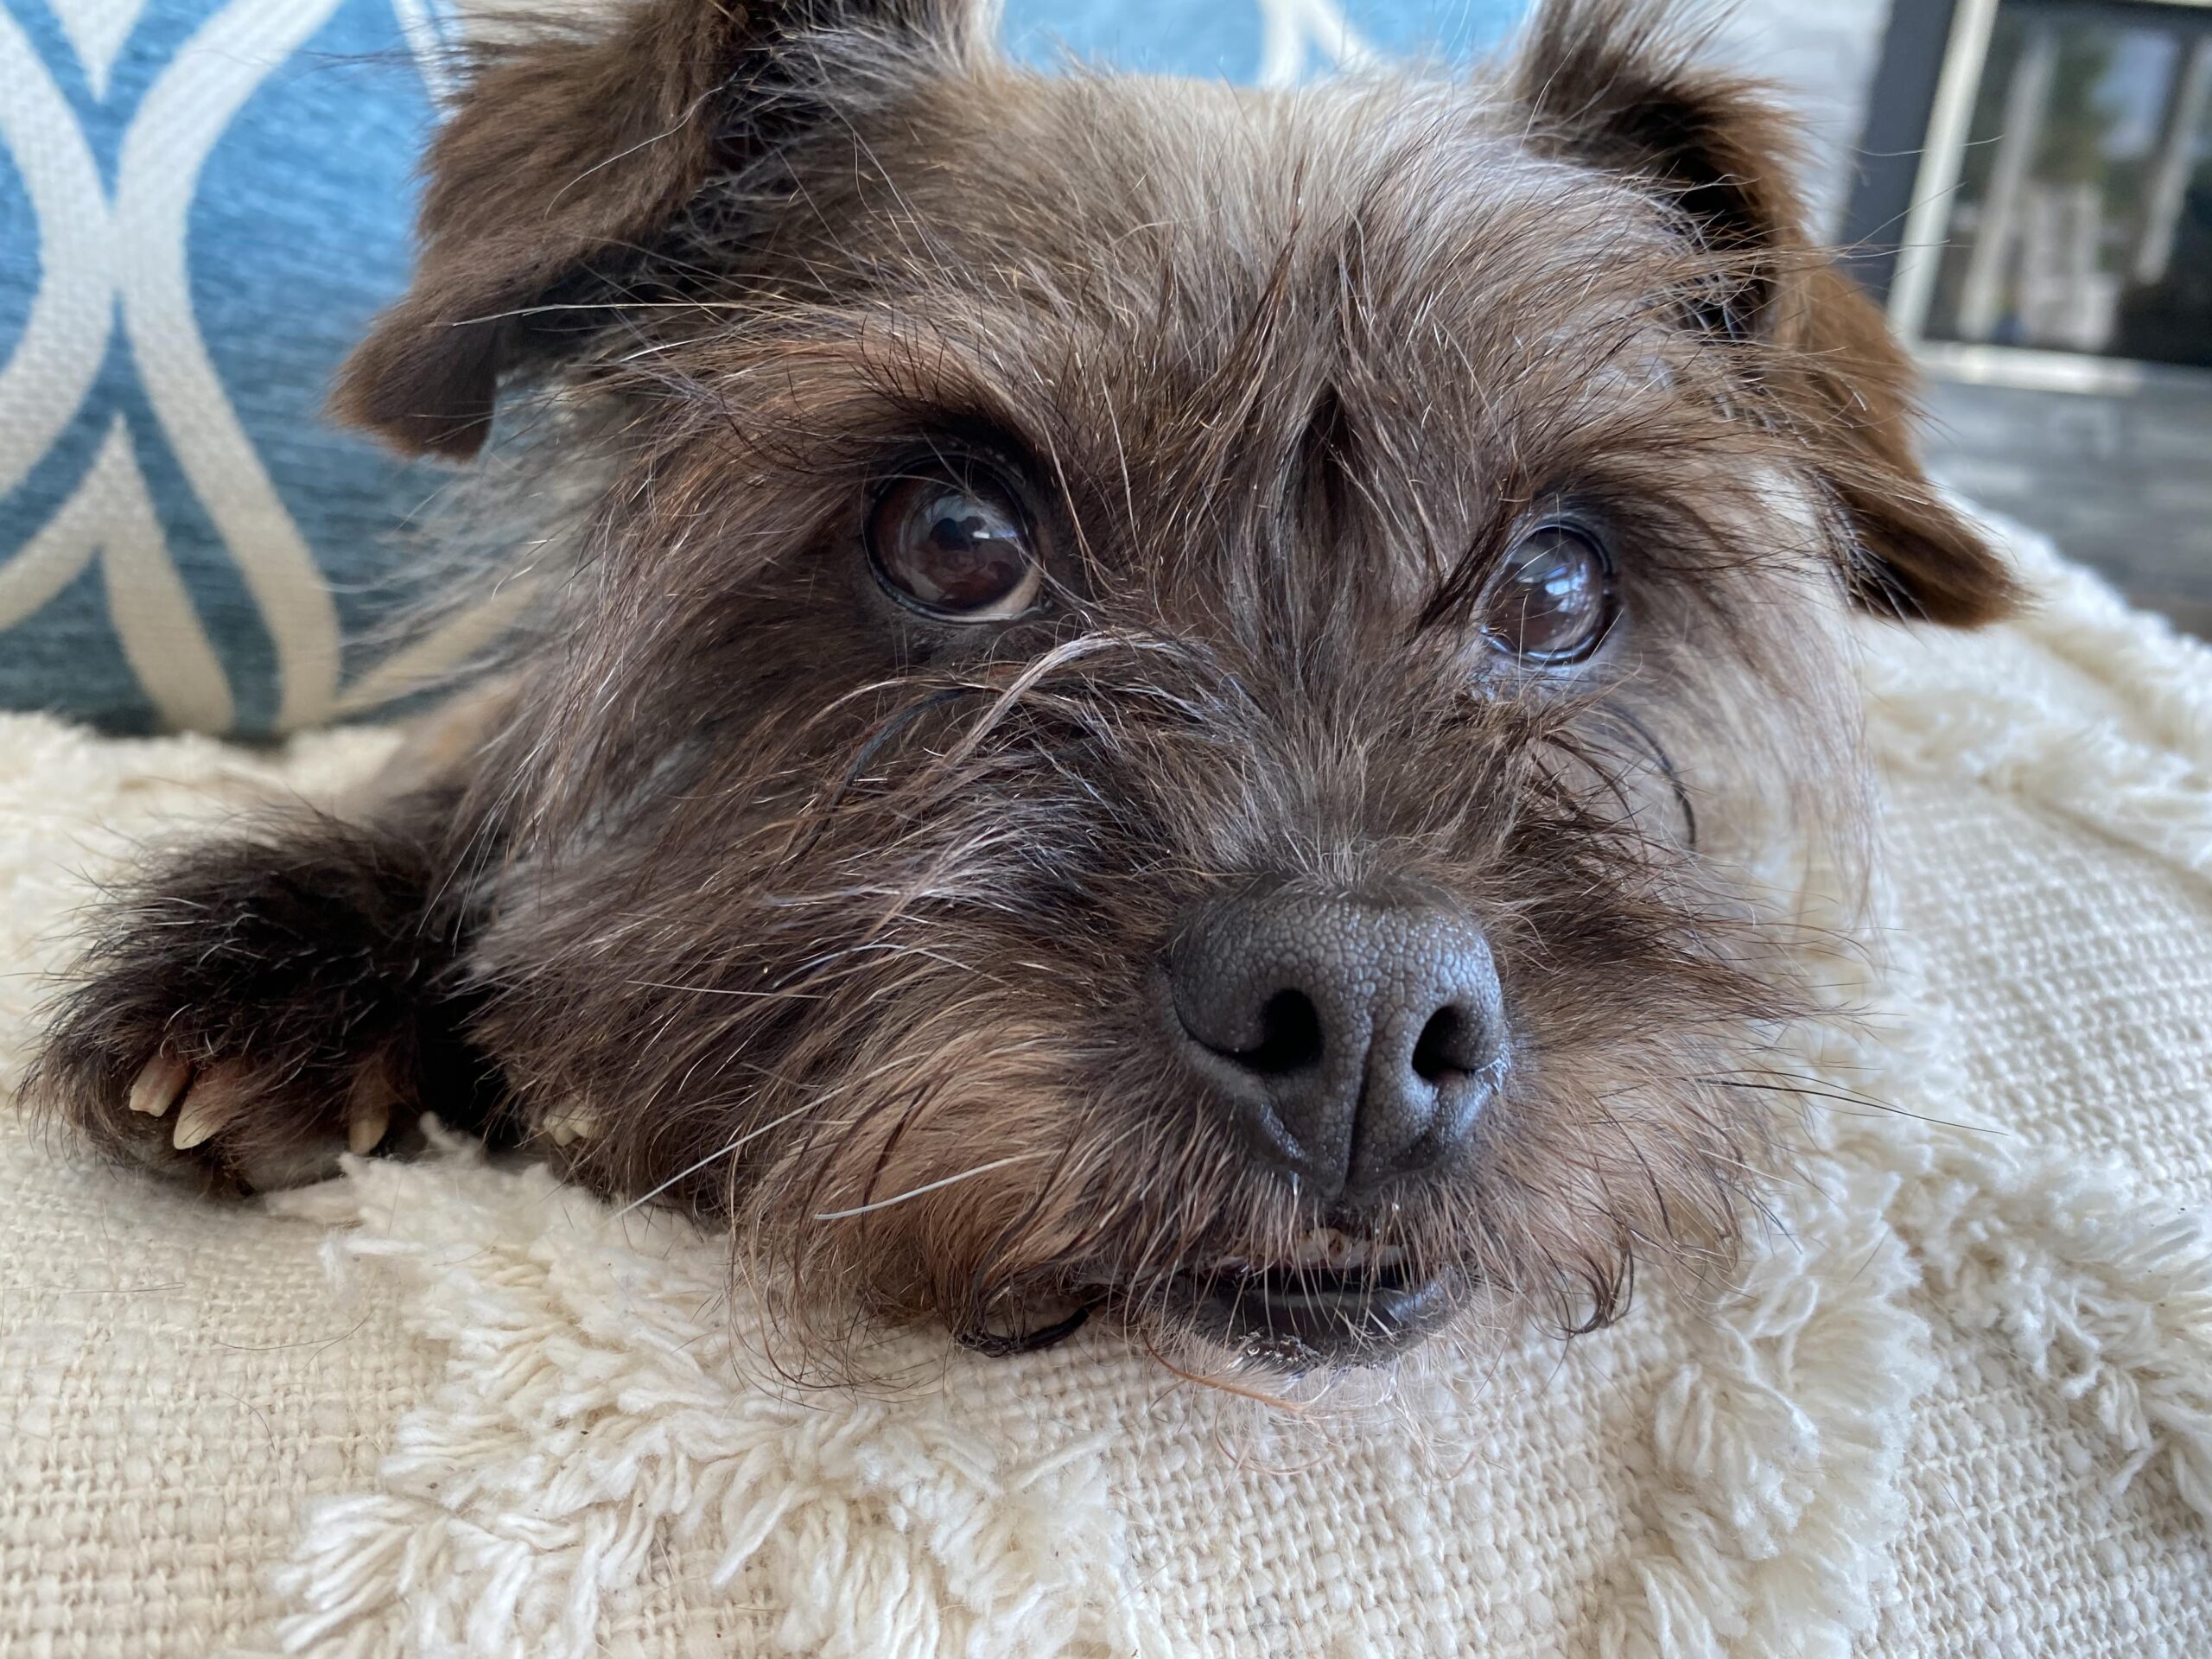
[3,522,2209,1658]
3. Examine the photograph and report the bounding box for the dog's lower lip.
[1177,1258,1454,1366]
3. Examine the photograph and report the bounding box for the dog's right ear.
[1507,0,2019,627]
[334,0,979,458]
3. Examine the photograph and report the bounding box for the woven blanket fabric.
[0,0,1524,737]
[1,519,2209,1657]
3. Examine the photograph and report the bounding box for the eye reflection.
[867,467,1042,620]
[1481,524,1616,664]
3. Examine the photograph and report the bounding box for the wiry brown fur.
[28,0,2013,1374]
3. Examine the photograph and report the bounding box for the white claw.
[128,1053,190,1118]
[543,1104,601,1148]
[346,1093,391,1156]
[172,1067,245,1151]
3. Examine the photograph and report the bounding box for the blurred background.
[1719,0,2212,636]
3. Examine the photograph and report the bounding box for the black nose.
[1164,892,1508,1200]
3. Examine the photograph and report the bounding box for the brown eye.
[1482,524,1616,664]
[867,465,1043,620]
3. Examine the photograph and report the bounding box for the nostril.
[1235,989,1325,1076]
[1411,1004,1483,1084]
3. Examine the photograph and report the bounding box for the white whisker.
[812,1154,1041,1222]
[611,1100,819,1219]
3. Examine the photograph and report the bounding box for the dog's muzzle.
[1135,890,1509,1363]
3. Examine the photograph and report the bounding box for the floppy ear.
[334,0,976,458]
[1510,0,2018,626]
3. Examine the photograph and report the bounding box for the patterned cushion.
[0,0,1525,735]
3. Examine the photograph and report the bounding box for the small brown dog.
[29,0,2013,1370]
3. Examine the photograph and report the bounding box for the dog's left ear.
[1510,0,2018,626]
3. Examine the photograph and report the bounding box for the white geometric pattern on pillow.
[0,0,464,734]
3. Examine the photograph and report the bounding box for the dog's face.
[340,0,2012,1369]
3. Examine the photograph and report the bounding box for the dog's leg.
[25,703,510,1193]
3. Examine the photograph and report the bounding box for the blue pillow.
[0,0,1526,735]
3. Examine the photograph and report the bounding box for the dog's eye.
[1482,524,1616,664]
[867,466,1043,621]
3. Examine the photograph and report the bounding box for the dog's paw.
[30,957,430,1193]
[88,1042,410,1192]
[25,817,492,1194]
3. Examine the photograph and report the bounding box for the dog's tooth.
[128,1053,190,1118]
[171,1064,247,1149]
[1271,1228,1404,1274]
[1284,1227,1342,1269]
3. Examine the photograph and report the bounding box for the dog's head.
[340,0,2013,1369]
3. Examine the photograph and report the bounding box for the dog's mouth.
[1173,1225,1455,1368]
[958,1227,1459,1369]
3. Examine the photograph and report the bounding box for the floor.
[1923,378,2212,637]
